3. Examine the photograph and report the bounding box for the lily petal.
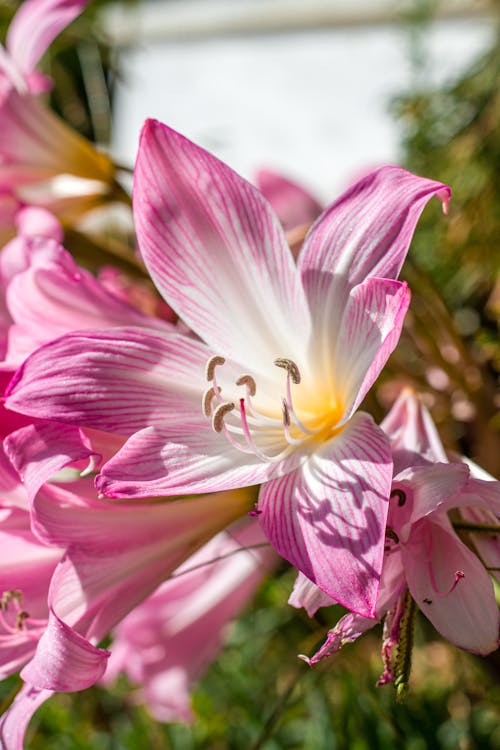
[0,685,53,750]
[20,609,109,691]
[298,166,449,331]
[133,119,310,372]
[404,518,499,654]
[7,0,88,78]
[258,412,392,617]
[332,277,410,420]
[4,422,99,501]
[381,389,448,472]
[95,423,286,498]
[5,328,208,435]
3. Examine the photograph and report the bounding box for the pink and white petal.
[255,169,322,232]
[4,422,99,501]
[5,248,172,364]
[95,423,288,498]
[381,389,447,472]
[21,609,109,691]
[0,443,28,509]
[7,0,88,77]
[48,489,254,641]
[404,518,499,654]
[393,463,470,529]
[332,278,410,421]
[134,119,310,372]
[0,685,53,750]
[288,572,335,616]
[5,328,208,435]
[258,412,392,618]
[298,166,449,329]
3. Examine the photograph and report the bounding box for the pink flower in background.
[0,0,115,226]
[105,520,275,723]
[5,120,450,618]
[295,390,499,670]
[255,169,323,233]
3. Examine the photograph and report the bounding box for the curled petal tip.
[297,653,313,666]
[437,187,451,215]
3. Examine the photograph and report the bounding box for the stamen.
[212,401,235,433]
[282,398,290,427]
[202,386,221,417]
[16,611,29,630]
[236,375,257,397]
[274,357,301,384]
[391,489,407,507]
[206,355,226,381]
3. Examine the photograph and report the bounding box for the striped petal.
[258,411,392,617]
[331,277,410,421]
[5,328,208,436]
[7,0,88,78]
[20,610,109,691]
[381,389,448,472]
[134,119,310,373]
[95,423,295,498]
[298,166,450,334]
[0,685,53,750]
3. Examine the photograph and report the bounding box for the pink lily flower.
[0,417,255,748]
[5,120,450,617]
[295,390,499,669]
[104,520,275,723]
[0,0,115,223]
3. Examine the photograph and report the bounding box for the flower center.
[202,355,341,462]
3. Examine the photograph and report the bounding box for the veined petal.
[332,278,410,420]
[5,328,208,435]
[381,389,448,472]
[5,244,172,365]
[95,423,289,498]
[7,0,88,78]
[21,609,109,691]
[404,518,499,655]
[288,572,335,616]
[258,412,392,617]
[298,166,449,332]
[48,489,255,641]
[0,685,53,750]
[134,119,310,372]
[4,423,99,501]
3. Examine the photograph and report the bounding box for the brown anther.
[274,358,301,384]
[16,611,29,629]
[236,375,257,397]
[390,489,407,507]
[202,386,221,417]
[212,402,235,433]
[385,527,399,545]
[1,590,22,610]
[206,355,226,381]
[282,398,291,427]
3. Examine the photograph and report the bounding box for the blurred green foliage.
[1,567,499,749]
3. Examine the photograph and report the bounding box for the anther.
[274,358,301,384]
[206,355,226,381]
[212,402,235,433]
[236,375,257,397]
[390,489,407,507]
[16,611,29,629]
[385,527,399,545]
[202,386,221,417]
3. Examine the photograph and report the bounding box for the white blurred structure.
[109,0,494,199]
